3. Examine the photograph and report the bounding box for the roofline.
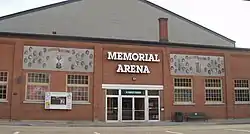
[140,0,236,44]
[0,0,81,21]
[0,0,236,45]
[0,32,246,52]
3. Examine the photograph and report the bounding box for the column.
[93,44,103,121]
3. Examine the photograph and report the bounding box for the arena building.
[0,0,249,122]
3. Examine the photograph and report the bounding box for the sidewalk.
[0,118,250,127]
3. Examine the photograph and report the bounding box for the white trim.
[235,101,250,105]
[205,102,225,105]
[0,99,8,103]
[102,84,163,90]
[205,87,222,90]
[174,87,192,89]
[23,100,44,104]
[72,101,91,105]
[234,87,249,90]
[173,102,195,105]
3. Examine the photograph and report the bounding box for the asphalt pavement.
[2,124,250,134]
[2,118,250,127]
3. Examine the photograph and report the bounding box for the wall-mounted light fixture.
[132,77,136,81]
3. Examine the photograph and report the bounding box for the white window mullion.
[173,78,193,105]
[234,79,250,104]
[205,78,223,104]
[0,71,8,101]
[66,74,89,103]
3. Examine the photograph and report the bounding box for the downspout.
[9,41,17,121]
[224,54,229,119]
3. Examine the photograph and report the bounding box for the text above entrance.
[107,52,160,74]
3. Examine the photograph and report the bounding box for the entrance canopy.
[102,84,164,90]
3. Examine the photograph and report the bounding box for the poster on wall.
[23,46,94,72]
[169,54,225,76]
[26,85,49,100]
[45,92,72,110]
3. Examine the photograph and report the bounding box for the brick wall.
[0,37,249,121]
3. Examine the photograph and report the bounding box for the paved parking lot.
[2,124,250,134]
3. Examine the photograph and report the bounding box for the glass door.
[148,97,160,121]
[106,97,118,121]
[134,97,145,120]
[122,97,133,120]
[122,97,145,121]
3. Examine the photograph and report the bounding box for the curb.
[0,121,250,127]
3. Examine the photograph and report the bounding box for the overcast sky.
[0,0,249,48]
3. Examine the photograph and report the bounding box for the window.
[205,78,223,103]
[148,90,160,96]
[234,79,250,103]
[174,78,193,104]
[26,72,50,101]
[0,72,8,100]
[106,90,119,95]
[67,74,89,102]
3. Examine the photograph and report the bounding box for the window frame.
[0,71,8,102]
[204,78,224,105]
[173,77,194,105]
[66,74,90,104]
[234,79,250,104]
[24,72,51,103]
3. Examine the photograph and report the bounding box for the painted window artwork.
[26,72,50,101]
[170,54,225,76]
[23,46,94,72]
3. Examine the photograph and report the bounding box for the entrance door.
[122,97,133,120]
[106,97,118,121]
[134,98,145,120]
[122,97,145,121]
[148,97,160,121]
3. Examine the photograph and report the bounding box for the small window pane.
[0,72,8,82]
[148,90,159,96]
[68,87,88,101]
[28,73,49,83]
[67,75,88,85]
[26,85,49,100]
[0,84,7,100]
[174,88,192,102]
[107,90,119,95]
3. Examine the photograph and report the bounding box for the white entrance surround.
[102,84,164,90]
[103,84,163,122]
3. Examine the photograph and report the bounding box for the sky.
[0,0,249,48]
